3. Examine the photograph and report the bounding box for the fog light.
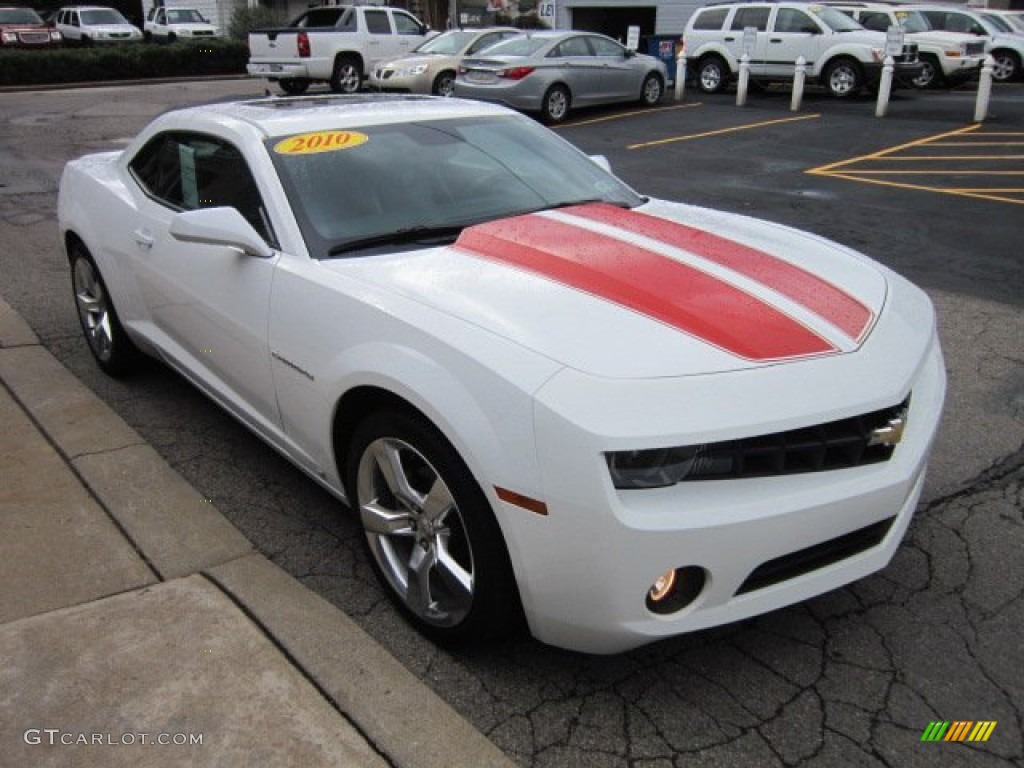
[649,569,677,603]
[645,566,706,615]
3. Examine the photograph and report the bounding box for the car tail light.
[498,66,535,80]
[298,31,310,58]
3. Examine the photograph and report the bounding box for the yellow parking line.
[829,170,1024,175]
[627,113,820,150]
[822,172,1024,205]
[929,142,1024,147]
[559,103,701,129]
[807,124,980,175]
[864,155,1024,161]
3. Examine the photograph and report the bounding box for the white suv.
[827,3,987,88]
[684,1,922,97]
[910,5,1023,82]
[54,5,143,44]
[143,6,219,43]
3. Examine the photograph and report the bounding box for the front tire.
[990,49,1020,83]
[824,57,862,98]
[540,84,571,124]
[432,70,456,97]
[346,410,522,645]
[696,55,729,94]
[640,72,664,106]
[329,55,362,94]
[912,54,944,89]
[70,243,140,377]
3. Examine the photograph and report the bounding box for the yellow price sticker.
[274,131,368,155]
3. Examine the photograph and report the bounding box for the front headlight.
[180,28,192,36]
[1,31,17,43]
[606,446,715,489]
[397,63,429,77]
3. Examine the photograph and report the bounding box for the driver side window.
[128,132,275,245]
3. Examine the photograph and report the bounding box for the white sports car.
[58,95,945,654]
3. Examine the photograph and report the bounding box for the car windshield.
[81,8,128,24]
[0,8,44,23]
[415,29,475,54]
[810,6,864,32]
[979,12,1013,33]
[477,35,549,57]
[167,9,205,23]
[1005,14,1024,32]
[893,10,930,33]
[268,115,644,258]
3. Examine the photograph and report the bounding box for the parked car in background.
[369,27,519,96]
[684,1,922,97]
[825,2,986,88]
[910,5,1024,82]
[143,6,219,42]
[54,5,143,44]
[0,6,62,47]
[455,30,667,123]
[247,5,435,96]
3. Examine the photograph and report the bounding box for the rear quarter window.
[692,7,728,30]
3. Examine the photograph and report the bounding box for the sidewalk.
[0,296,515,768]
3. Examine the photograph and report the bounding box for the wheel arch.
[333,50,365,75]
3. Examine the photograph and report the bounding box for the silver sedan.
[454,30,667,123]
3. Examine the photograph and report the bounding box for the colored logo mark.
[921,721,997,743]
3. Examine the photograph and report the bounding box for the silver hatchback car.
[455,30,667,123]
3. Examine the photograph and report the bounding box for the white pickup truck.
[247,5,435,96]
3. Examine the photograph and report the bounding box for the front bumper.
[368,70,432,94]
[500,280,945,654]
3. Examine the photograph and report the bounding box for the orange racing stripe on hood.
[565,203,873,342]
[455,212,836,361]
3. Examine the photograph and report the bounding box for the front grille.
[19,31,51,44]
[736,517,895,595]
[898,43,919,63]
[679,396,910,481]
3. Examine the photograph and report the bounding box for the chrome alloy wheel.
[357,437,475,627]
[73,256,114,363]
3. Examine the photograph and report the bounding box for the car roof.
[158,95,514,140]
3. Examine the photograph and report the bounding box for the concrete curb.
[0,295,515,768]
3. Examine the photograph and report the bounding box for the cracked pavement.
[1,82,1021,766]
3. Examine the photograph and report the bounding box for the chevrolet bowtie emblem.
[869,415,907,447]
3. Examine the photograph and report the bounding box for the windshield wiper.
[327,224,465,257]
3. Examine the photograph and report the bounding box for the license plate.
[465,71,494,84]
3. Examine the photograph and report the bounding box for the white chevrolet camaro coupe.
[58,95,945,654]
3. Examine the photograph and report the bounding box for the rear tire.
[696,55,729,94]
[540,84,571,124]
[70,243,140,377]
[329,55,362,94]
[279,78,311,96]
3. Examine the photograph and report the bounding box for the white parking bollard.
[975,54,994,123]
[675,51,687,102]
[791,56,807,112]
[736,53,750,107]
[875,55,894,118]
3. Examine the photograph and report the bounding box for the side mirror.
[169,207,274,259]
[589,154,612,172]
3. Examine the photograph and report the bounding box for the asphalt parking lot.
[1,80,1022,767]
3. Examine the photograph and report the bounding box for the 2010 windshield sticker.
[274,131,368,155]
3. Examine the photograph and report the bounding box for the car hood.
[84,24,138,33]
[380,53,455,69]
[0,22,47,30]
[326,201,889,379]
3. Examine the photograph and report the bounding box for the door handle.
[724,36,736,42]
[133,229,154,249]
[770,38,783,43]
